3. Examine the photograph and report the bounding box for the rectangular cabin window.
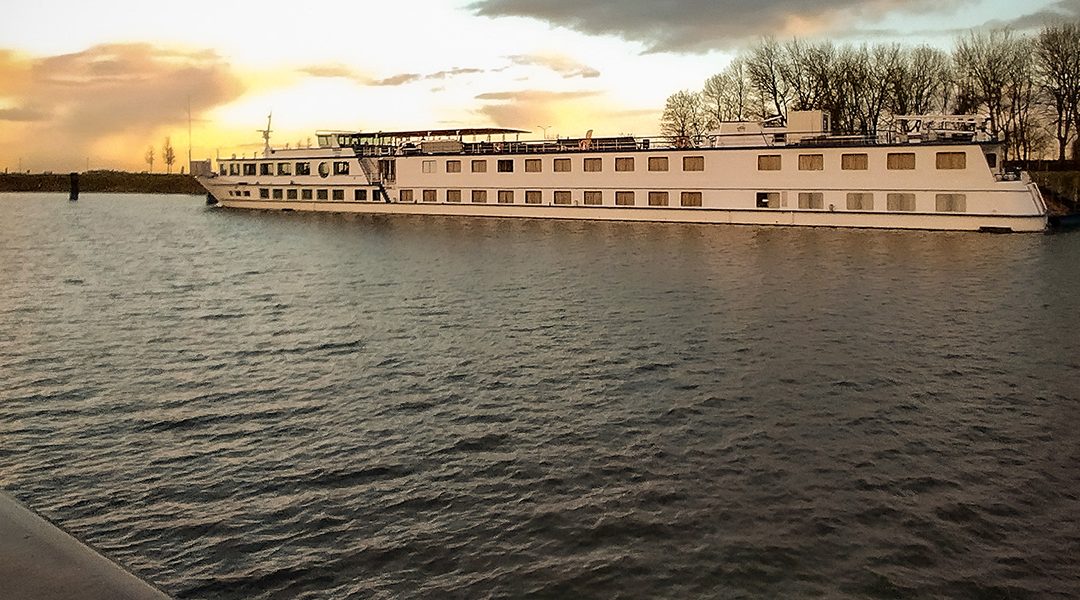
[472,190,487,203]
[244,163,257,176]
[554,191,572,205]
[683,156,705,172]
[584,191,603,205]
[846,192,874,210]
[583,158,602,172]
[287,189,298,200]
[333,161,350,175]
[259,188,269,199]
[317,189,329,200]
[354,189,367,201]
[301,189,312,200]
[936,152,967,170]
[498,190,514,204]
[554,158,571,172]
[399,189,413,202]
[277,162,291,176]
[648,156,668,172]
[985,153,998,168]
[798,192,823,209]
[228,164,238,176]
[332,189,344,201]
[615,191,635,206]
[446,160,461,173]
[681,192,703,207]
[497,159,514,173]
[525,159,541,173]
[887,193,916,211]
[272,189,283,199]
[295,162,311,176]
[841,153,868,170]
[525,190,542,204]
[648,191,669,206]
[758,155,781,171]
[887,152,916,170]
[422,160,435,174]
[423,189,437,202]
[260,163,272,176]
[756,192,780,208]
[615,157,635,172]
[446,189,461,203]
[471,160,487,173]
[220,165,228,176]
[936,193,966,212]
[798,154,824,171]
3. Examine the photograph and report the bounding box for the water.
[1,193,1079,599]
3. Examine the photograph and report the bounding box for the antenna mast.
[260,112,273,157]
[187,96,193,168]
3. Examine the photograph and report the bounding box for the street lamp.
[536,125,552,140]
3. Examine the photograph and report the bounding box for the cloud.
[507,54,600,78]
[0,106,47,122]
[474,89,601,128]
[982,0,1080,30]
[369,67,486,86]
[299,64,363,79]
[372,72,423,86]
[470,0,978,52]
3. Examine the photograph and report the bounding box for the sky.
[1,0,1077,172]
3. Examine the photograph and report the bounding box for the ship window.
[318,162,330,178]
[354,189,367,201]
[583,158,602,172]
[334,161,350,175]
[615,157,635,172]
[615,191,635,206]
[758,155,781,171]
[446,189,461,203]
[277,162,291,176]
[259,188,269,199]
[798,154,824,171]
[936,193,966,212]
[798,192,823,209]
[887,193,916,211]
[554,158,571,172]
[497,159,514,173]
[260,163,272,176]
[422,160,435,174]
[841,153,868,170]
[472,190,487,203]
[220,165,227,176]
[287,189,298,200]
[332,189,344,201]
[525,159,541,173]
[584,191,603,205]
[446,160,461,173]
[554,191,571,205]
[400,189,414,202]
[525,190,542,204]
[423,189,436,202]
[846,192,874,210]
[681,192,703,207]
[244,163,257,176]
[317,189,329,200]
[229,163,239,176]
[244,190,251,197]
[985,153,998,168]
[301,189,312,200]
[498,190,514,203]
[471,160,487,173]
[887,153,915,170]
[648,157,669,172]
[756,192,780,208]
[936,152,966,170]
[272,189,283,199]
[649,191,669,206]
[296,162,311,176]
[683,156,705,172]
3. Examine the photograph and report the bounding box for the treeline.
[0,171,203,194]
[661,23,1080,161]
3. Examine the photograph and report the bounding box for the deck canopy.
[319,128,530,148]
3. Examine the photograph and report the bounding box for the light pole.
[536,125,552,140]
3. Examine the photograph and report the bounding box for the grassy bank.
[0,171,203,195]
[1029,172,1080,216]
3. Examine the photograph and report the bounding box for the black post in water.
[69,172,79,201]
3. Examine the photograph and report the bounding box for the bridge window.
[936,193,966,212]
[683,156,705,171]
[798,154,824,171]
[841,153,868,170]
[757,155,781,171]
[847,192,874,210]
[649,191,669,206]
[648,157,668,172]
[936,152,966,170]
[681,192,703,207]
[887,153,915,170]
[887,193,916,211]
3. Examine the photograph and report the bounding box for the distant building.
[189,160,213,177]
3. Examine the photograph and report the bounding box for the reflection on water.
[1,193,1079,599]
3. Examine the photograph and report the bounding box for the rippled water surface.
[2,193,1079,599]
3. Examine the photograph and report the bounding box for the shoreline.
[0,171,203,195]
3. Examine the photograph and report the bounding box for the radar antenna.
[259,112,273,157]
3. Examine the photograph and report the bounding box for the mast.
[260,112,273,157]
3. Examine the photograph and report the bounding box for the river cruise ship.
[197,111,1047,232]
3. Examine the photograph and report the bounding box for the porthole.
[318,162,330,178]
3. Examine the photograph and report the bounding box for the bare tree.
[162,137,176,174]
[702,59,752,125]
[891,46,953,118]
[954,29,1017,148]
[745,38,789,120]
[1036,23,1080,161]
[660,90,708,143]
[144,146,154,173]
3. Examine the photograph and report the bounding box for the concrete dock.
[0,492,170,600]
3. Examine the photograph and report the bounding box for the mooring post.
[69,172,79,201]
